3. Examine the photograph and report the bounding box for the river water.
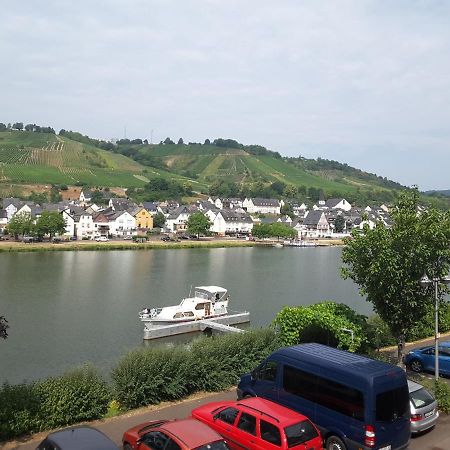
[0,246,371,384]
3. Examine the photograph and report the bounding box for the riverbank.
[0,237,344,252]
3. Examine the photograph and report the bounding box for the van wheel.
[409,359,424,373]
[326,436,347,450]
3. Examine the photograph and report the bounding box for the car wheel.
[409,359,424,373]
[326,436,347,450]
[123,443,132,450]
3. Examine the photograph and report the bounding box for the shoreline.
[0,238,344,253]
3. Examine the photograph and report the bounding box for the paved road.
[3,389,449,450]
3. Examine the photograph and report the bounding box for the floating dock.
[142,312,250,340]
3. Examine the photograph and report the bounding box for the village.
[0,188,395,241]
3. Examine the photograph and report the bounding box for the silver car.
[408,380,439,433]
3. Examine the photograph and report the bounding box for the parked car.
[238,343,411,450]
[22,236,34,243]
[36,426,119,450]
[122,418,230,450]
[408,379,439,434]
[191,397,322,450]
[95,236,109,242]
[123,235,133,240]
[404,342,450,376]
[161,235,171,241]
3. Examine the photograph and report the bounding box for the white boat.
[139,286,229,324]
[283,240,317,247]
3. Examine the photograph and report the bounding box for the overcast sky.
[2,1,450,190]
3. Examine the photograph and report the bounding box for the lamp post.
[420,273,450,380]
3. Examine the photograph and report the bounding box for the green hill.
[0,131,199,190]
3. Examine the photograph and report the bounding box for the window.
[195,303,206,310]
[141,431,181,450]
[260,420,281,446]
[217,407,239,425]
[285,421,318,447]
[439,347,450,357]
[410,387,435,409]
[237,412,256,435]
[282,365,365,421]
[257,361,278,382]
[376,386,409,422]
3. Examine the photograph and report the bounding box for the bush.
[112,346,191,409]
[0,383,40,440]
[35,365,110,430]
[112,329,278,410]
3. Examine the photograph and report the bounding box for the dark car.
[36,426,119,450]
[122,418,230,450]
[161,235,171,241]
[404,341,450,376]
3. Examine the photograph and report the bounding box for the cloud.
[1,0,450,189]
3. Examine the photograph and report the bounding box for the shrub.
[35,365,110,430]
[0,383,40,440]
[112,328,278,410]
[112,346,191,409]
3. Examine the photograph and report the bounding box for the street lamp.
[419,273,450,380]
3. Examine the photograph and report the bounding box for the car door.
[438,347,450,375]
[258,419,283,450]
[213,407,240,450]
[420,348,435,372]
[253,360,279,402]
[234,412,258,450]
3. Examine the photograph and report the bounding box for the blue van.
[237,343,410,450]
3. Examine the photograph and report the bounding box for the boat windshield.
[195,290,210,300]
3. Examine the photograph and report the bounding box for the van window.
[260,420,281,446]
[283,365,365,421]
[257,361,278,381]
[376,385,409,422]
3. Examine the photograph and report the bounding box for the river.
[0,246,371,384]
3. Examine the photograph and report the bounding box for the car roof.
[46,426,118,450]
[237,397,309,426]
[161,419,223,448]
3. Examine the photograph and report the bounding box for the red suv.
[122,418,231,450]
[191,397,322,450]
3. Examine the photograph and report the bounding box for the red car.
[191,397,322,450]
[122,418,231,450]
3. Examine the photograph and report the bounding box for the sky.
[1,0,450,191]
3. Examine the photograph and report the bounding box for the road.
[3,388,449,450]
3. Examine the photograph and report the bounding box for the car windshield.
[196,440,231,450]
[284,420,318,447]
[410,388,435,409]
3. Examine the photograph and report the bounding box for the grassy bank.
[0,239,257,253]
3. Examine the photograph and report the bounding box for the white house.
[210,210,253,236]
[3,198,22,221]
[0,209,7,231]
[243,198,281,214]
[62,207,95,239]
[79,190,93,206]
[107,210,136,237]
[165,206,191,233]
[324,198,352,212]
[302,210,330,238]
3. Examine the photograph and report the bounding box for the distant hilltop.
[0,122,449,209]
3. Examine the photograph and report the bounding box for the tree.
[177,138,184,145]
[334,215,345,233]
[187,212,211,237]
[0,123,6,131]
[35,211,66,238]
[6,212,34,239]
[163,137,174,145]
[12,122,23,131]
[280,202,295,219]
[341,189,450,363]
[153,212,166,229]
[0,316,8,340]
[91,191,106,205]
[283,185,298,199]
[204,138,211,145]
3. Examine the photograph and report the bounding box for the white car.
[95,236,109,242]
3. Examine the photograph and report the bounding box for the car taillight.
[411,414,423,422]
[365,425,375,447]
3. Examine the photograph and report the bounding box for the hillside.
[114,141,403,201]
[0,131,198,192]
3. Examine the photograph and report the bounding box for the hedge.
[1,329,278,440]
